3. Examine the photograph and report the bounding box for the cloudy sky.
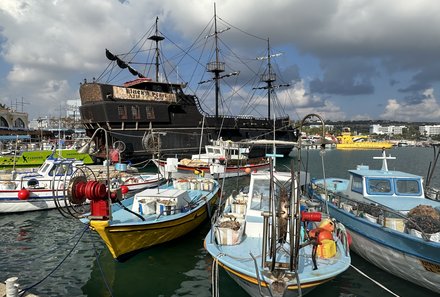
[1,0,440,122]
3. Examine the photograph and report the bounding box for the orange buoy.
[318,218,335,232]
[245,167,251,174]
[18,189,30,200]
[309,228,333,243]
[121,185,129,194]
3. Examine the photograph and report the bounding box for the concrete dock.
[0,282,38,297]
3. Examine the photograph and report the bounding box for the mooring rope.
[18,225,89,297]
[350,264,400,297]
[211,254,225,297]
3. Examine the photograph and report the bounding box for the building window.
[131,105,141,120]
[0,117,8,127]
[14,118,25,128]
[146,106,155,120]
[118,106,127,120]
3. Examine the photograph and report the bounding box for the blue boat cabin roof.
[348,168,421,179]
[348,167,440,212]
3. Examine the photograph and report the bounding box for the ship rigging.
[79,5,299,163]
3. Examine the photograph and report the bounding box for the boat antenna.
[148,16,165,82]
[373,149,396,171]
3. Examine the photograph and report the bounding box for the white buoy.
[5,277,19,297]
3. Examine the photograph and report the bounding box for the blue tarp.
[0,135,31,141]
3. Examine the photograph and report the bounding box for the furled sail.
[105,49,117,61]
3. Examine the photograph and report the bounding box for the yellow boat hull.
[90,196,217,260]
[336,142,393,150]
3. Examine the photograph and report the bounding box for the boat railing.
[193,94,290,123]
[311,183,436,242]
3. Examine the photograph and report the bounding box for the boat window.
[146,106,155,120]
[131,105,141,120]
[351,174,363,193]
[395,179,421,195]
[250,180,270,211]
[249,180,291,212]
[48,164,73,176]
[366,178,392,194]
[230,149,238,156]
[40,163,51,174]
[207,148,213,153]
[214,149,221,154]
[118,106,128,120]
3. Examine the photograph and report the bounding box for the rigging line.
[350,264,400,297]
[18,225,89,297]
[217,16,266,41]
[160,20,213,74]
[217,38,260,76]
[95,61,115,82]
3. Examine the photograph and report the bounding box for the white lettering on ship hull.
[113,86,177,102]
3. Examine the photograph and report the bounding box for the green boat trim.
[0,149,94,167]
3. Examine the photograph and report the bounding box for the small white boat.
[308,150,440,293]
[0,158,163,213]
[154,139,270,179]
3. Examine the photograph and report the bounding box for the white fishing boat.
[0,158,163,213]
[154,138,270,179]
[205,114,351,296]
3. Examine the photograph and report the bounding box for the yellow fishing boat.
[81,178,220,260]
[336,127,392,150]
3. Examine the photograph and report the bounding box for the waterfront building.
[419,125,440,136]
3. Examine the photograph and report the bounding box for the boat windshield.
[367,178,392,194]
[395,179,421,195]
[366,177,421,196]
[48,164,73,176]
[250,178,292,211]
[250,179,270,211]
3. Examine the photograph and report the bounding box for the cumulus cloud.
[0,0,440,121]
[381,88,440,121]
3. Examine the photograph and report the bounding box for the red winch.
[71,180,111,219]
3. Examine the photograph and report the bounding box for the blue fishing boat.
[308,149,440,293]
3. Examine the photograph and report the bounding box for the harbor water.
[1,147,439,297]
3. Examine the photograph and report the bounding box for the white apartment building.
[370,124,406,135]
[419,125,440,136]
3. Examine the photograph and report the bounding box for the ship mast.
[264,39,276,119]
[207,4,225,123]
[255,39,290,119]
[148,17,165,82]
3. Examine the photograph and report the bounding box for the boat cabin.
[345,165,439,213]
[36,158,83,178]
[191,139,250,164]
